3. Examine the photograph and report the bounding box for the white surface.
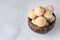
[0,0,60,40]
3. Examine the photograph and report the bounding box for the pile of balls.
[28,5,55,27]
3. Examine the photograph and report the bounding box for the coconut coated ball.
[35,16,47,27]
[31,19,35,25]
[45,5,54,12]
[44,10,53,20]
[49,15,55,23]
[34,6,44,16]
[28,10,36,19]
[45,22,49,26]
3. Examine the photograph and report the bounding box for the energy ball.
[49,15,55,23]
[31,19,36,25]
[35,16,47,27]
[45,5,54,12]
[28,10,36,19]
[34,6,44,16]
[45,22,49,26]
[44,10,53,20]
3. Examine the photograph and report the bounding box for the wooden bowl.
[28,13,56,34]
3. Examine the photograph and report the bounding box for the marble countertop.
[0,0,60,40]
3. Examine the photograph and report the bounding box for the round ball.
[31,19,36,25]
[45,5,54,12]
[34,6,44,16]
[44,10,53,20]
[35,16,47,27]
[45,22,49,26]
[49,15,55,23]
[28,10,36,19]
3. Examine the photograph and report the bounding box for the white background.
[0,0,60,40]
